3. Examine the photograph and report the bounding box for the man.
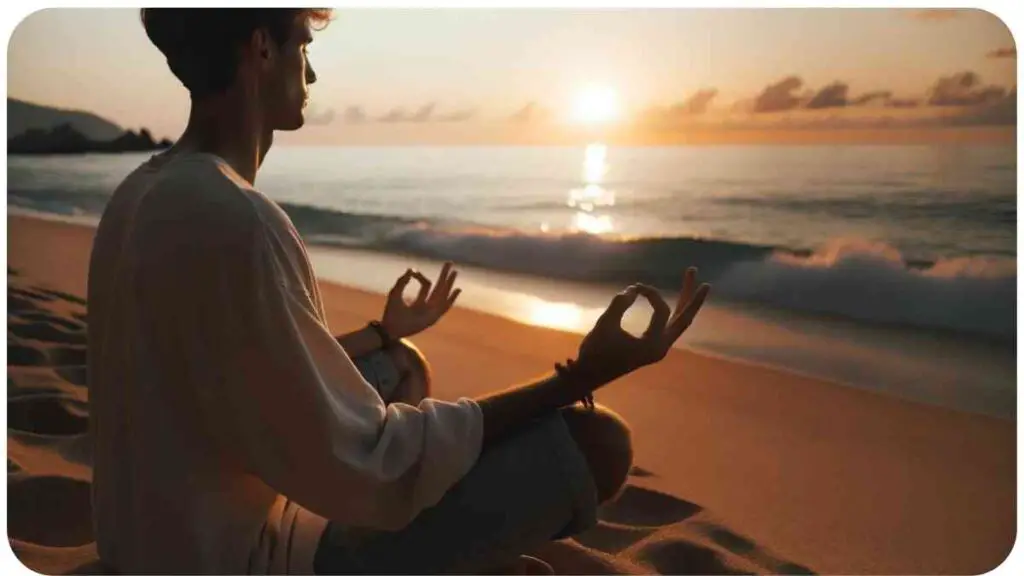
[87,8,711,574]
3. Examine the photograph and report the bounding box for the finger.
[433,265,457,305]
[634,284,671,340]
[388,269,414,302]
[443,288,462,313]
[666,283,711,342]
[432,262,454,302]
[674,267,697,318]
[596,286,639,330]
[411,271,432,305]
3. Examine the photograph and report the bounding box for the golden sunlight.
[526,299,585,331]
[572,85,620,125]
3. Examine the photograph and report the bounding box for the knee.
[385,338,433,401]
[560,403,633,504]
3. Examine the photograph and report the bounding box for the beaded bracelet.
[554,358,595,410]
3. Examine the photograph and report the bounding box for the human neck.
[170,87,272,185]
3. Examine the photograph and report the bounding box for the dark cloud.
[928,71,1007,107]
[674,88,718,115]
[508,102,550,124]
[806,82,849,109]
[342,106,367,124]
[753,76,804,113]
[911,9,965,21]
[850,90,893,106]
[947,86,1016,125]
[987,47,1017,59]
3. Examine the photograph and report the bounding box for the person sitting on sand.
[86,8,711,574]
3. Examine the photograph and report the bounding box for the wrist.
[368,320,396,349]
[554,359,605,405]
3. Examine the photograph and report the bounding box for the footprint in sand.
[9,321,88,346]
[7,475,94,547]
[598,485,703,527]
[18,311,87,333]
[9,286,59,303]
[573,520,656,555]
[8,394,89,436]
[56,366,89,387]
[8,295,41,314]
[698,524,816,575]
[635,539,747,575]
[7,342,88,367]
[8,343,50,366]
[45,346,89,367]
[36,287,89,306]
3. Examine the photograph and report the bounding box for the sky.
[6,8,1017,145]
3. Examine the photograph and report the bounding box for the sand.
[6,212,1017,575]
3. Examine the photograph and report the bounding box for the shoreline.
[6,210,1017,574]
[9,208,1016,420]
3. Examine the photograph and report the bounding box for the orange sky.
[7,8,1017,145]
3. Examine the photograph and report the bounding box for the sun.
[572,84,619,125]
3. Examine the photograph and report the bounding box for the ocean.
[6,143,1017,418]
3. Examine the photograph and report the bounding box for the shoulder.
[123,155,280,267]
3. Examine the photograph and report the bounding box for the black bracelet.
[368,320,394,349]
[555,358,595,410]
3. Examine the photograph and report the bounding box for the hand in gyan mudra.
[575,267,711,385]
[381,262,462,339]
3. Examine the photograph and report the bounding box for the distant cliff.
[7,98,125,141]
[8,123,173,155]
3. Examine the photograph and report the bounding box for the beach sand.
[6,213,1017,574]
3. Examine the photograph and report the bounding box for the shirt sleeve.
[169,188,484,531]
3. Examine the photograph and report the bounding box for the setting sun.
[572,84,620,125]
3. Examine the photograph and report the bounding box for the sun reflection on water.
[565,143,616,235]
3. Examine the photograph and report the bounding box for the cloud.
[850,90,893,106]
[377,103,437,123]
[911,9,965,21]
[945,86,1016,125]
[987,47,1017,59]
[927,71,1007,106]
[437,108,477,122]
[674,88,718,115]
[342,106,367,124]
[637,88,720,128]
[806,82,849,109]
[508,101,550,124]
[753,75,804,112]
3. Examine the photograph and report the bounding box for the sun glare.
[572,85,619,125]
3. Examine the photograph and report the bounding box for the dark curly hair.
[140,8,332,99]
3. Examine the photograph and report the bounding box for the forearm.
[474,370,593,447]
[334,324,385,358]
